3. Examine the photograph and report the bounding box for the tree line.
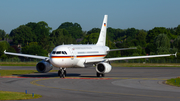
[0,21,180,61]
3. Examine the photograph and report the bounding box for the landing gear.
[96,72,105,77]
[58,68,66,78]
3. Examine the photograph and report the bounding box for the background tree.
[26,21,52,50]
[173,36,180,51]
[135,30,147,47]
[106,39,120,58]
[10,25,33,46]
[0,29,6,40]
[81,33,99,44]
[58,22,84,39]
[50,29,75,46]
[0,41,16,59]
[176,25,180,35]
[154,34,170,54]
[22,42,48,56]
[146,27,174,43]
[132,45,143,56]
[87,28,100,35]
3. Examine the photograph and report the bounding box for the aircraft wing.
[107,47,137,52]
[85,53,177,63]
[4,50,49,60]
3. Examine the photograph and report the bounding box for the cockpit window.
[64,51,67,54]
[56,51,61,54]
[52,51,67,54]
[52,51,56,54]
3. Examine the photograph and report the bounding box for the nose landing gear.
[58,68,66,78]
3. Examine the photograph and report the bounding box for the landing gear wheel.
[58,68,66,78]
[96,72,104,77]
[97,72,100,77]
[58,70,61,76]
[101,74,105,77]
[64,70,67,76]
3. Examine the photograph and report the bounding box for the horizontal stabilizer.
[107,47,137,52]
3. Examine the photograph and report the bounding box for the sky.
[1,0,180,34]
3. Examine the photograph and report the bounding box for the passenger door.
[68,47,75,60]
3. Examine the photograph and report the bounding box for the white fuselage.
[49,45,109,68]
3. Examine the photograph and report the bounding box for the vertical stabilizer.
[96,15,108,46]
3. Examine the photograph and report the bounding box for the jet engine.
[36,60,53,73]
[96,62,112,74]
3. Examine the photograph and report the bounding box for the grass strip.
[1,62,180,67]
[166,78,180,87]
[0,70,58,76]
[0,62,37,66]
[111,63,180,67]
[0,91,41,100]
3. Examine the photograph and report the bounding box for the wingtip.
[4,50,6,53]
[175,52,177,57]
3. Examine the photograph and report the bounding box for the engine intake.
[36,61,53,73]
[96,62,112,74]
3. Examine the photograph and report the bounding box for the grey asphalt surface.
[0,66,180,101]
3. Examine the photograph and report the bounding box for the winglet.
[174,52,177,57]
[4,50,6,53]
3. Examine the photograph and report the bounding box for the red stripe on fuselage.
[51,56,72,58]
[51,55,106,58]
[76,55,106,58]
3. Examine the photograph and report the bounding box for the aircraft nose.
[50,56,58,67]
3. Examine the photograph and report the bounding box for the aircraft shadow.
[13,73,81,78]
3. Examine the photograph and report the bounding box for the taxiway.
[0,66,180,101]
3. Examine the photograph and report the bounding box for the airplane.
[4,15,177,78]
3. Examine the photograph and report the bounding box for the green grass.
[0,91,42,100]
[0,62,37,66]
[166,78,180,87]
[0,70,58,76]
[111,63,180,67]
[1,62,180,67]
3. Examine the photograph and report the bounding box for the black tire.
[101,74,105,77]
[60,73,63,78]
[64,70,67,76]
[62,73,65,78]
[58,70,61,76]
[59,70,63,78]
[97,72,100,77]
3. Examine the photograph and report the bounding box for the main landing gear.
[96,72,105,77]
[58,68,66,78]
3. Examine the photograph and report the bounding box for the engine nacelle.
[96,62,112,74]
[36,61,53,73]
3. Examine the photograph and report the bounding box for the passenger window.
[56,51,61,54]
[52,51,56,54]
[62,51,65,54]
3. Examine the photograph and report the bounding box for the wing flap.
[4,50,49,60]
[106,54,175,62]
[85,59,105,63]
[85,53,176,63]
